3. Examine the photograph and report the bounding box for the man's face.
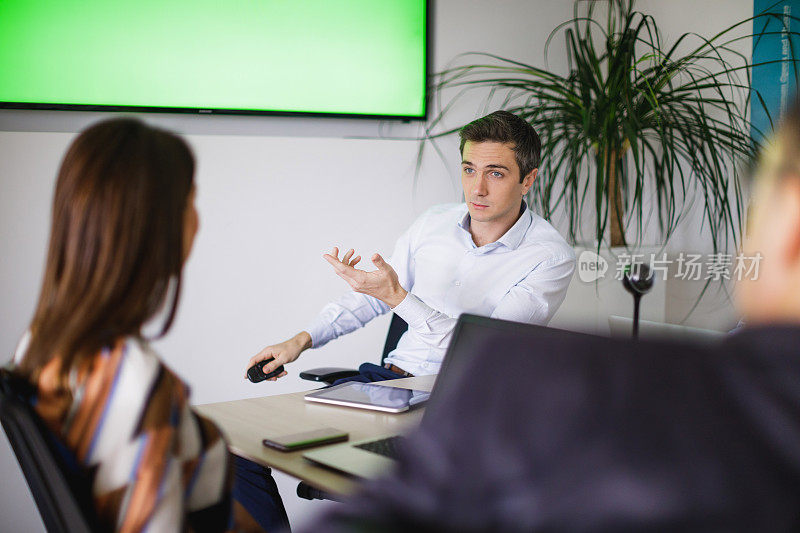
[460,141,536,226]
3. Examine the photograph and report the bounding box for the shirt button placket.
[450,252,473,309]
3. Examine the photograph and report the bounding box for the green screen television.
[0,0,428,119]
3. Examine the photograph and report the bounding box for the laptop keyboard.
[354,436,404,459]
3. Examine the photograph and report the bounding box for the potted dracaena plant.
[418,0,799,253]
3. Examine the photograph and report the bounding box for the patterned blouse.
[16,335,234,532]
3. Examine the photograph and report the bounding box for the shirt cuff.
[391,292,434,329]
[305,319,333,349]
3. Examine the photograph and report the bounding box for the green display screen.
[0,0,427,119]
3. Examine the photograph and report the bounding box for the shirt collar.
[457,201,534,251]
[457,207,471,233]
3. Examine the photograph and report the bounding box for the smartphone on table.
[262,427,349,452]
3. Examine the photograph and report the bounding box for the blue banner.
[751,0,800,142]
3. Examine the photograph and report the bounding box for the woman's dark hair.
[19,118,195,378]
[459,110,542,182]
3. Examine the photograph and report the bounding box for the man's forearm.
[306,291,391,349]
[391,292,457,355]
[294,331,313,351]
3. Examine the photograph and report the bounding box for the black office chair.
[295,313,408,501]
[0,368,97,533]
[298,313,409,385]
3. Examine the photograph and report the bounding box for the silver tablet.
[304,382,430,413]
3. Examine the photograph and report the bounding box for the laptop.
[302,314,570,478]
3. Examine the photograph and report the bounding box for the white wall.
[0,1,753,530]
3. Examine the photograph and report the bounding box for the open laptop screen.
[427,314,592,416]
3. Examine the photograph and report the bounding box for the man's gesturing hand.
[246,331,312,381]
[323,247,408,308]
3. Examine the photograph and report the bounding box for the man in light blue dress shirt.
[249,111,576,381]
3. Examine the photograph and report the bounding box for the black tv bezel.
[0,0,431,122]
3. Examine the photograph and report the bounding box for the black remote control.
[247,358,285,383]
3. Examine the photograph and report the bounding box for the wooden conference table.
[195,375,437,496]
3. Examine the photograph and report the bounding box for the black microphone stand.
[622,263,655,339]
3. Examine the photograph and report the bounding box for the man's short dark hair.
[459,110,542,183]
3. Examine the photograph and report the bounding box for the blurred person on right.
[300,102,800,533]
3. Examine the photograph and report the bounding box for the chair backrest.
[0,369,96,533]
[380,313,409,365]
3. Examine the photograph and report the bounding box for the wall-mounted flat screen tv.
[0,0,428,119]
